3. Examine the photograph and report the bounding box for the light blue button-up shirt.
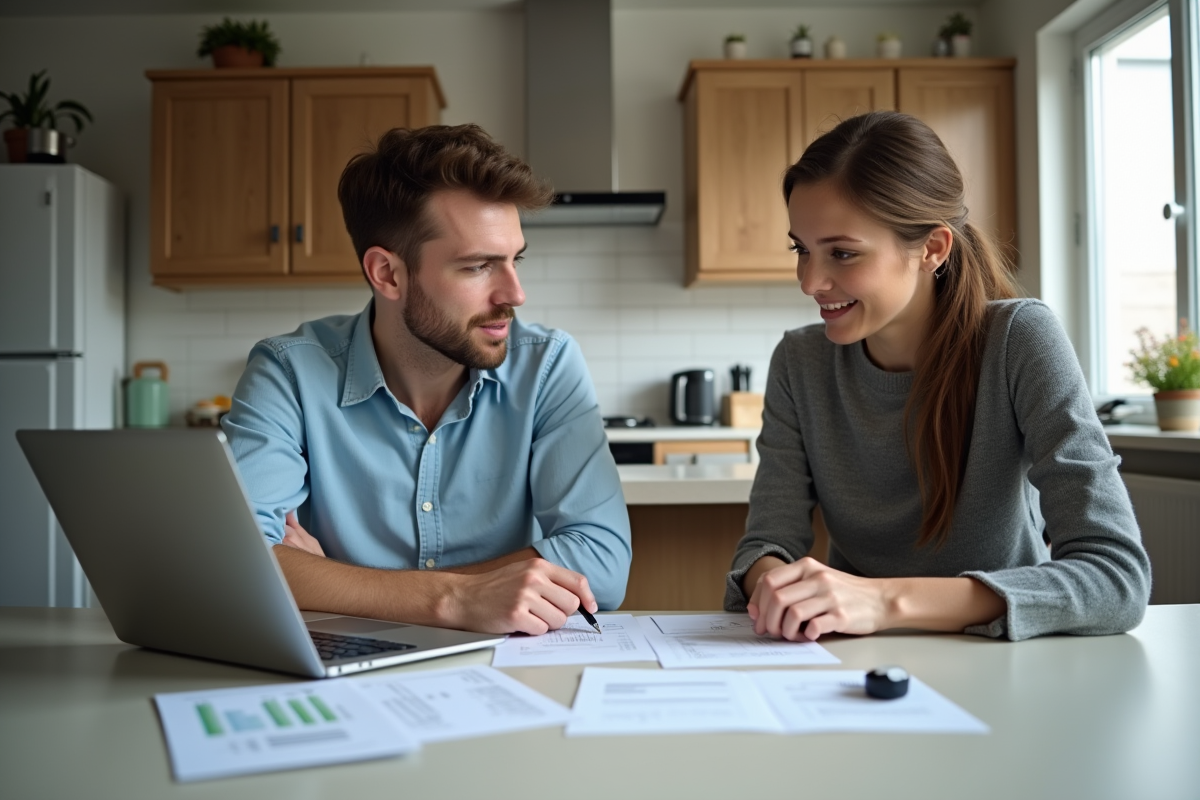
[221,301,632,609]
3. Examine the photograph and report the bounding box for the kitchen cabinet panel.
[146,68,444,289]
[802,69,895,145]
[291,77,438,275]
[150,79,289,278]
[898,68,1016,259]
[687,70,804,284]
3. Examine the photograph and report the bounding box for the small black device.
[865,665,910,699]
[669,369,716,425]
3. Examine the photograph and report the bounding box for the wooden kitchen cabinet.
[679,59,1015,286]
[147,67,444,289]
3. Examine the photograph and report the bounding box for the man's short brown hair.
[338,124,553,276]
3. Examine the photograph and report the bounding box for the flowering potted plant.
[1129,320,1200,431]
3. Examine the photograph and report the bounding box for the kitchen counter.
[618,463,756,505]
[605,426,759,443]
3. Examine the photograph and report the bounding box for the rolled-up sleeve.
[221,342,310,545]
[527,336,632,610]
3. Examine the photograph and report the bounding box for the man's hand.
[447,558,598,635]
[282,511,325,557]
[746,557,891,641]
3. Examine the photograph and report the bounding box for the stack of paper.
[566,668,989,737]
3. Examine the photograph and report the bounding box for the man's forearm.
[273,545,461,627]
[439,546,541,575]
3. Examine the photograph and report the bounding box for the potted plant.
[825,35,847,60]
[1129,321,1200,431]
[876,32,902,59]
[0,70,92,164]
[724,34,747,60]
[939,12,974,57]
[790,25,814,59]
[197,17,282,68]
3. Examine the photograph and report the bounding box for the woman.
[726,111,1150,642]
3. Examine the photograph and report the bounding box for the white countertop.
[618,462,757,505]
[614,425,1200,505]
[605,426,759,442]
[1104,424,1200,453]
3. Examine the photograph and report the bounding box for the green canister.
[126,361,170,428]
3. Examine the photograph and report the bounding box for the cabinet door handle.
[295,224,304,243]
[270,225,280,243]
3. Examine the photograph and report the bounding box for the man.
[222,124,631,635]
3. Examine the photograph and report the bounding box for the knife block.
[721,392,764,428]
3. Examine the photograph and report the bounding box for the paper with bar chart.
[154,679,418,782]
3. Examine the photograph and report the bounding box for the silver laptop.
[16,428,504,678]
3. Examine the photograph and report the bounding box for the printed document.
[566,667,785,737]
[639,614,841,668]
[154,679,416,782]
[491,613,658,667]
[749,670,989,734]
[356,665,571,743]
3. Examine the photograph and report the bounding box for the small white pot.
[1154,389,1200,432]
[877,38,902,59]
[790,37,813,58]
[724,40,746,59]
[824,37,846,59]
[951,34,972,57]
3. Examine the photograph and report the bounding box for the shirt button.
[425,558,436,569]
[421,501,433,512]
[428,433,437,445]
[411,425,420,432]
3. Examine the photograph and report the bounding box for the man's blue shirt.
[221,301,632,609]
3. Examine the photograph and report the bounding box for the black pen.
[578,606,602,634]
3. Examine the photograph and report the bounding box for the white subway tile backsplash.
[127,225,813,422]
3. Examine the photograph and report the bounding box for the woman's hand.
[282,511,326,557]
[746,557,893,641]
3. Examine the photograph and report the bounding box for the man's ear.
[362,246,406,301]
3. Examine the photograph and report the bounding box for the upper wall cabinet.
[147,67,444,290]
[678,59,1015,286]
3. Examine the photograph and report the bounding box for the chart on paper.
[155,679,416,782]
[491,613,658,667]
[639,614,841,669]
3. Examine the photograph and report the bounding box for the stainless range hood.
[522,0,665,227]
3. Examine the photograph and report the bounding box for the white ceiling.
[0,0,983,16]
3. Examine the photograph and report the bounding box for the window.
[1079,0,1200,397]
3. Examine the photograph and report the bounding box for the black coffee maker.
[669,369,716,425]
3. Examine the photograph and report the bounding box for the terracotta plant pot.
[1154,389,1200,432]
[211,45,265,68]
[3,127,28,163]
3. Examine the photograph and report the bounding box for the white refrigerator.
[0,164,125,607]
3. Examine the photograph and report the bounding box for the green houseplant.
[724,33,747,59]
[939,12,974,57]
[197,17,282,68]
[0,70,92,163]
[790,24,813,59]
[1129,321,1200,431]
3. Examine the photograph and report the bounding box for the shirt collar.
[340,298,504,408]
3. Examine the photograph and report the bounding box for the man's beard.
[403,279,514,370]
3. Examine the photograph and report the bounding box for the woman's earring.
[933,260,948,279]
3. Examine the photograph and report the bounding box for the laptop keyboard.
[309,631,417,662]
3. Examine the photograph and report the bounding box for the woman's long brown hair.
[782,111,1019,547]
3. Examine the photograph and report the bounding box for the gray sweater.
[725,299,1151,641]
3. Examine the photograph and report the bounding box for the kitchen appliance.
[0,164,125,607]
[521,0,667,227]
[670,369,716,426]
[125,361,170,428]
